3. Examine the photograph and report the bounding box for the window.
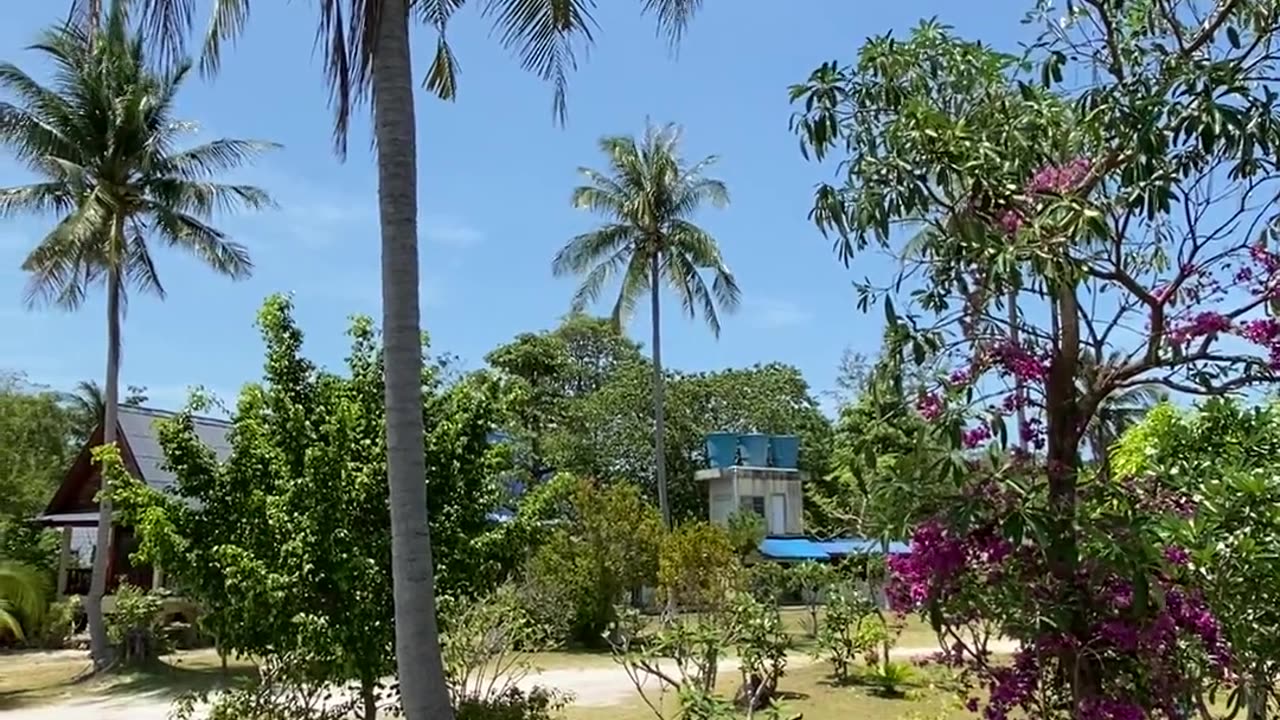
[739,495,765,517]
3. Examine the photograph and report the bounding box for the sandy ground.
[1,642,1019,720]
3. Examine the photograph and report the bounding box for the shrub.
[35,597,80,649]
[787,561,835,637]
[745,562,788,604]
[814,582,882,681]
[729,593,791,713]
[444,585,571,716]
[521,476,662,645]
[171,654,360,720]
[726,510,766,560]
[106,582,165,665]
[658,522,740,612]
[455,687,568,720]
[608,605,735,720]
[865,660,913,698]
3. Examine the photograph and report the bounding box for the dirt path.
[1,643,1018,719]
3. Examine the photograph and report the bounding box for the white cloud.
[744,298,813,329]
[422,214,484,249]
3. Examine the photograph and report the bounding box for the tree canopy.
[110,295,514,715]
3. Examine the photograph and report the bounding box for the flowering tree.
[790,1,1280,716]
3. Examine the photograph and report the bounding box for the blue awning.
[757,536,910,561]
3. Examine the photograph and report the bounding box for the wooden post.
[56,527,72,595]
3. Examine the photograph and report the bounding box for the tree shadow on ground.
[0,652,257,711]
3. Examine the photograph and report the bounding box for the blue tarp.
[758,536,910,561]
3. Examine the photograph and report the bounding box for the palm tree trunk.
[1009,283,1027,451]
[371,1,452,719]
[86,262,121,670]
[650,251,670,529]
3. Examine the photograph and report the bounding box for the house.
[700,431,910,564]
[36,406,231,600]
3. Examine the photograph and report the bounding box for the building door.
[768,493,787,535]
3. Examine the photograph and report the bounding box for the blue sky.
[0,1,1033,414]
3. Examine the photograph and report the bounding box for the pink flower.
[962,424,992,449]
[1163,546,1190,566]
[917,393,944,421]
[1168,311,1231,345]
[998,210,1022,235]
[988,342,1049,383]
[1240,318,1280,344]
[1026,157,1092,194]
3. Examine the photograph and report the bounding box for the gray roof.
[119,406,232,494]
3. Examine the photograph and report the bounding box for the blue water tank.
[770,435,800,469]
[738,433,769,467]
[705,432,738,468]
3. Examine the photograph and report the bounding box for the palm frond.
[551,223,635,277]
[158,139,280,180]
[0,183,76,217]
[146,179,275,216]
[21,189,113,310]
[481,0,598,126]
[639,0,702,48]
[419,0,465,101]
[668,219,739,312]
[199,0,252,76]
[663,249,722,336]
[567,244,632,313]
[125,223,167,297]
[570,184,628,218]
[148,206,252,279]
[611,250,651,330]
[0,563,48,641]
[314,0,375,156]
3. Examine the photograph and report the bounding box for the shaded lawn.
[534,608,945,669]
[566,659,970,720]
[0,648,257,710]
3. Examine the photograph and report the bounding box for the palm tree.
[1078,350,1166,471]
[0,563,47,643]
[552,123,740,528]
[82,2,707,715]
[64,380,148,442]
[0,3,274,668]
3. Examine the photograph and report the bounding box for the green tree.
[487,314,647,481]
[553,123,741,528]
[0,373,77,571]
[110,295,510,718]
[0,4,273,668]
[814,345,940,538]
[520,474,662,646]
[550,361,830,522]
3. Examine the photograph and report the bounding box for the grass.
[565,659,970,720]
[0,647,257,710]
[0,610,953,712]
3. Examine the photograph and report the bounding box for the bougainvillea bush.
[790,0,1280,716]
[1113,399,1280,720]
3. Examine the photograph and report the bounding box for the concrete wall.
[700,467,805,536]
[708,474,735,525]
